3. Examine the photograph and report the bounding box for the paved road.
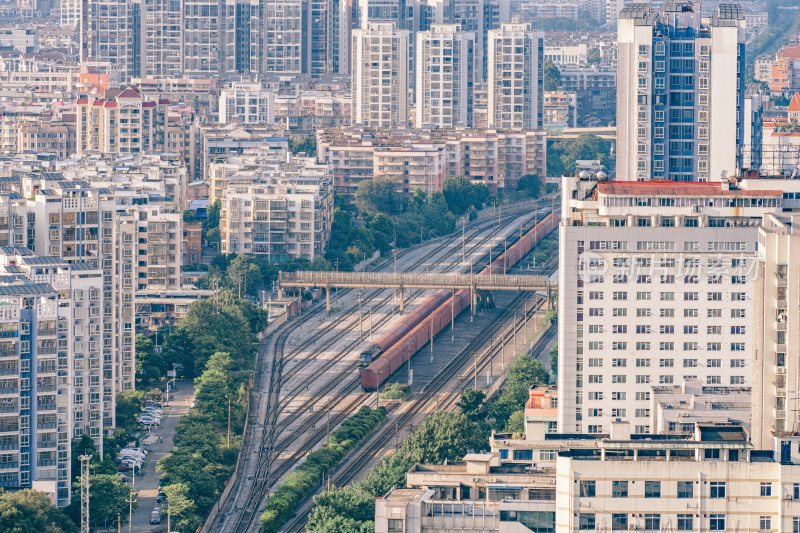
[128,381,195,531]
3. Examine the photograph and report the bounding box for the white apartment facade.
[351,22,410,129]
[558,176,781,434]
[415,24,475,129]
[377,421,800,533]
[753,213,800,448]
[218,82,275,125]
[219,175,333,262]
[486,23,543,131]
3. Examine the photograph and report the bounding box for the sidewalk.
[129,381,195,531]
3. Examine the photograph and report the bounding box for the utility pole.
[127,490,135,533]
[227,395,231,448]
[80,454,91,533]
[369,306,373,338]
[462,219,466,265]
[430,314,434,363]
[359,291,363,337]
[450,289,455,342]
[474,352,478,389]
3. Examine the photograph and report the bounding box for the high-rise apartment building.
[558,175,782,434]
[415,24,475,129]
[616,1,746,181]
[486,22,543,130]
[351,22,411,128]
[0,265,101,506]
[428,0,511,81]
[182,0,236,77]
[140,0,183,77]
[81,0,139,79]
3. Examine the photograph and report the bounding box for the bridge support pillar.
[277,287,283,299]
[326,286,331,313]
[470,285,476,322]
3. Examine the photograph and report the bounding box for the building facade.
[415,24,475,129]
[616,2,746,181]
[558,176,780,434]
[486,22,543,131]
[351,22,411,129]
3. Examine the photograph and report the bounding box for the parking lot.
[129,381,195,531]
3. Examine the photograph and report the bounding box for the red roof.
[142,101,156,108]
[76,98,88,105]
[104,101,118,108]
[598,180,782,197]
[93,100,105,107]
[158,98,170,105]
[116,88,141,99]
[790,92,800,112]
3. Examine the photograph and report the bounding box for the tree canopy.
[0,490,78,533]
[547,134,615,177]
[442,176,490,215]
[544,60,561,91]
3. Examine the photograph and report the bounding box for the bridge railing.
[278,271,553,290]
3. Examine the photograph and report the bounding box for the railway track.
[281,293,556,533]
[280,235,561,532]
[210,199,552,533]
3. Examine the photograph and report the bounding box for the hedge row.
[260,406,387,532]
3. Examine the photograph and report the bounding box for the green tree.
[488,354,548,430]
[587,48,601,64]
[225,255,262,297]
[163,483,198,532]
[442,176,490,215]
[68,474,133,528]
[550,343,559,379]
[355,178,403,216]
[289,136,317,157]
[0,490,78,533]
[506,410,525,434]
[115,390,144,432]
[307,487,375,532]
[203,199,221,248]
[456,388,486,422]
[515,174,543,199]
[135,334,165,386]
[544,60,561,91]
[547,134,614,177]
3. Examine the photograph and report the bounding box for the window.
[710,482,726,498]
[513,450,533,461]
[645,515,661,531]
[612,481,628,498]
[678,481,693,498]
[710,515,725,531]
[579,513,596,530]
[760,483,772,497]
[678,515,693,531]
[580,480,596,497]
[612,514,628,531]
[794,517,800,533]
[645,481,661,498]
[760,517,772,532]
[388,519,404,532]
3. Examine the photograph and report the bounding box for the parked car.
[150,508,162,525]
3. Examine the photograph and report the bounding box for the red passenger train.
[360,211,559,391]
